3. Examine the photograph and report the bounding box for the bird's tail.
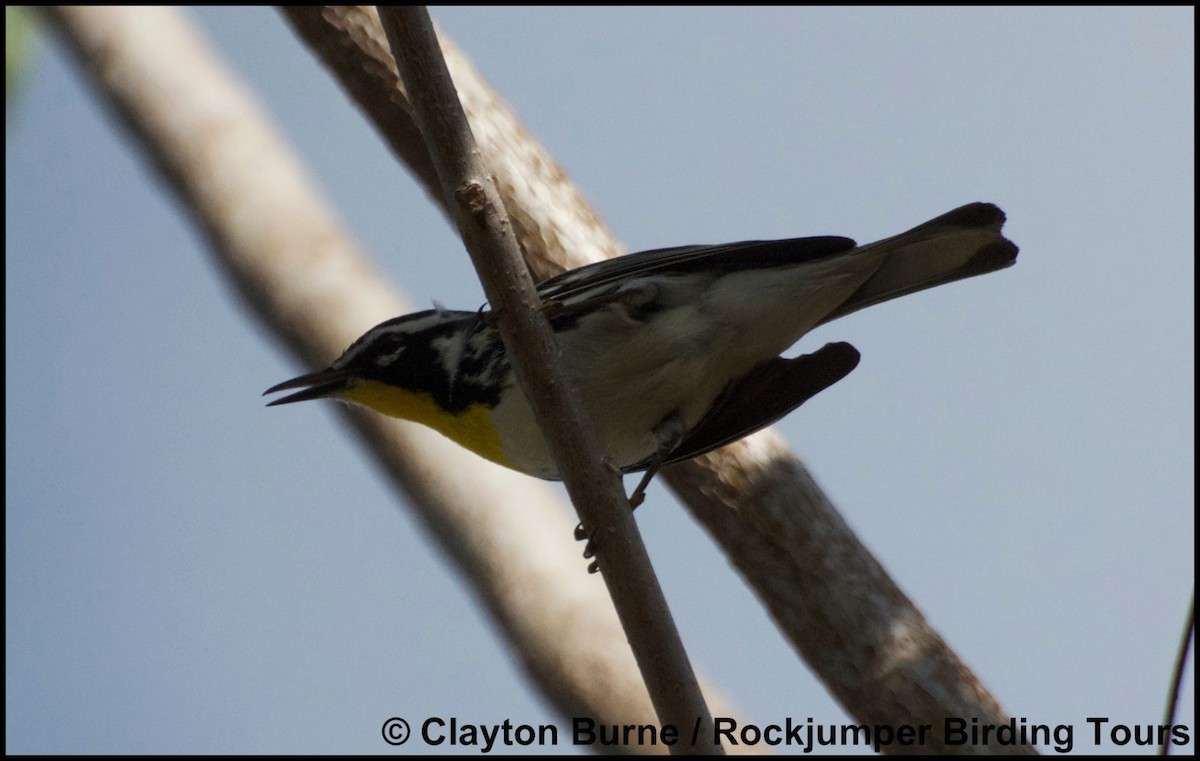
[819,202,1018,326]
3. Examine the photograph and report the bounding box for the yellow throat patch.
[341,380,510,468]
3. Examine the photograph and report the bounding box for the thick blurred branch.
[281,6,1033,754]
[45,5,742,753]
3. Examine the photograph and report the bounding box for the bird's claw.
[574,521,601,574]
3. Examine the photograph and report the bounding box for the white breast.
[493,257,880,478]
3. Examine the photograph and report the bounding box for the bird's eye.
[365,332,409,366]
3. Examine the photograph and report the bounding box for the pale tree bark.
[46,5,1033,754]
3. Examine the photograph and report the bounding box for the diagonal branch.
[378,7,718,753]
[281,6,1035,754]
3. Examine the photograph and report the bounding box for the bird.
[265,202,1017,507]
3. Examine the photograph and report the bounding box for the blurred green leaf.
[7,6,37,110]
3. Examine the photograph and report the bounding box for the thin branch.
[1162,593,1194,755]
[281,6,1034,754]
[378,7,719,753]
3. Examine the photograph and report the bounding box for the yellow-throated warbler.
[265,202,1017,504]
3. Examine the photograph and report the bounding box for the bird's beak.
[263,367,355,406]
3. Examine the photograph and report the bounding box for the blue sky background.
[6,7,1194,754]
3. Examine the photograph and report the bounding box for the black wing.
[536,235,858,302]
[627,341,861,471]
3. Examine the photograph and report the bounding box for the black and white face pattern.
[334,309,511,414]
